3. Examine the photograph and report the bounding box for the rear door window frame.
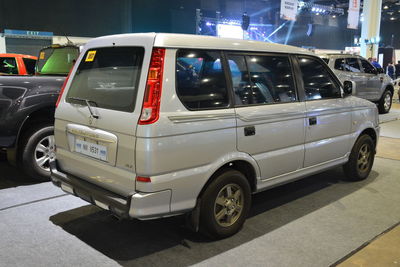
[223,51,301,108]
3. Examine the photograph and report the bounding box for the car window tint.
[246,55,296,103]
[67,47,144,112]
[176,49,229,110]
[346,57,361,73]
[22,58,36,75]
[0,57,18,74]
[360,59,376,74]
[226,55,252,105]
[298,56,341,100]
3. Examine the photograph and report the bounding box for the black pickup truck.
[0,45,79,181]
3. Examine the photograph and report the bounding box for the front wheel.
[378,90,392,114]
[343,135,375,181]
[199,169,251,239]
[20,124,55,181]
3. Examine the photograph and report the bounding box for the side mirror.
[376,67,384,74]
[343,81,356,96]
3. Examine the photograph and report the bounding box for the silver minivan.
[51,33,380,238]
[320,54,394,114]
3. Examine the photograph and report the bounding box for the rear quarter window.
[176,49,230,110]
[66,46,144,112]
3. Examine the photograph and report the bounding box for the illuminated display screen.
[217,24,244,39]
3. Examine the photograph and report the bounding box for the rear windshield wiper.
[67,97,99,119]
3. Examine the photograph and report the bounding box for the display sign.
[217,24,244,39]
[280,0,298,21]
[347,0,360,29]
[4,29,53,39]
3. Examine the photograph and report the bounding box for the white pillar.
[0,35,6,53]
[360,0,382,58]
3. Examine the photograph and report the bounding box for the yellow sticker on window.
[39,52,45,60]
[85,51,97,62]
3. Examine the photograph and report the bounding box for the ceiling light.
[384,5,389,9]
[390,17,396,20]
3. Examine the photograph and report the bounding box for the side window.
[22,58,37,75]
[227,54,296,105]
[334,58,349,71]
[226,55,252,105]
[176,49,229,110]
[298,56,341,100]
[346,57,361,73]
[246,55,296,103]
[360,59,376,74]
[0,57,18,74]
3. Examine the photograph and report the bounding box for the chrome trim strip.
[168,113,236,123]
[237,111,306,122]
[66,127,117,144]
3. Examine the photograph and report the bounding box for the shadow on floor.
[50,167,378,267]
[0,152,38,189]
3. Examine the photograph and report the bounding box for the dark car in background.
[0,45,79,181]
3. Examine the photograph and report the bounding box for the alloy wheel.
[214,183,244,227]
[357,143,371,173]
[34,135,55,172]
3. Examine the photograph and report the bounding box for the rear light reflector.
[55,69,73,108]
[136,176,152,183]
[136,176,151,183]
[139,48,166,125]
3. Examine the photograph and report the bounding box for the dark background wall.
[0,0,398,49]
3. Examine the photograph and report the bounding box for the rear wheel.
[20,124,55,181]
[378,90,392,114]
[199,169,251,239]
[343,135,375,181]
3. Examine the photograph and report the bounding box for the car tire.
[20,124,55,182]
[199,169,251,239]
[378,90,392,114]
[343,134,375,181]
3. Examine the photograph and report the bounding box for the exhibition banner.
[280,0,298,21]
[347,0,360,29]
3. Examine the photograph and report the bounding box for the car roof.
[86,33,315,56]
[0,53,37,59]
[319,53,361,58]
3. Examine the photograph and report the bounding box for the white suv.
[51,33,380,238]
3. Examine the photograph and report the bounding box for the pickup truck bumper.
[50,160,172,219]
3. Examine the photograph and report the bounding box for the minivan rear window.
[66,47,144,112]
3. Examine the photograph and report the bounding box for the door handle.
[244,126,255,136]
[309,117,317,126]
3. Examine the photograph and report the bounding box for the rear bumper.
[50,160,172,219]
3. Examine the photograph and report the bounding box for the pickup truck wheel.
[343,135,375,181]
[199,169,251,239]
[20,124,55,181]
[378,90,392,114]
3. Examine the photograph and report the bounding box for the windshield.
[66,46,144,112]
[36,46,79,75]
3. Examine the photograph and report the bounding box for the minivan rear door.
[54,34,155,196]
[227,52,306,180]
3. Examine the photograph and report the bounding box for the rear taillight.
[139,48,166,125]
[55,69,72,108]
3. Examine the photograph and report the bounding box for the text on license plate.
[75,139,108,161]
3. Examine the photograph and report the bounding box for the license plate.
[75,138,108,161]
